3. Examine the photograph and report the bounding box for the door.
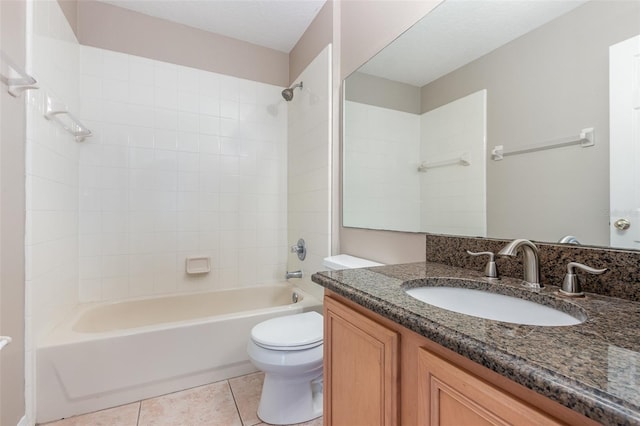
[417,348,561,426]
[610,34,640,249]
[324,296,399,426]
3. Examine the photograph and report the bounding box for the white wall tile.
[155,87,178,109]
[102,79,129,103]
[178,92,199,113]
[155,108,178,130]
[79,234,102,257]
[178,66,200,93]
[199,115,220,135]
[103,50,129,81]
[130,84,155,107]
[101,276,129,300]
[75,45,287,302]
[80,45,103,78]
[127,105,155,128]
[154,63,178,89]
[177,133,199,153]
[130,56,155,84]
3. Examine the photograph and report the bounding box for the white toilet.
[247,311,324,425]
[247,254,383,425]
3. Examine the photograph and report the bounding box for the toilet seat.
[251,311,323,351]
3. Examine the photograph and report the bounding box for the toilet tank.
[322,254,383,270]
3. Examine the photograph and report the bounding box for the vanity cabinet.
[323,292,598,426]
[417,348,559,425]
[324,295,399,426]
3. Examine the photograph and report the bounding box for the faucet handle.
[290,238,306,261]
[466,250,498,278]
[560,262,607,297]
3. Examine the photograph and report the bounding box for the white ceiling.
[358,0,589,87]
[98,0,326,53]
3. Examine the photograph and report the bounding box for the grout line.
[227,379,246,426]
[136,401,142,426]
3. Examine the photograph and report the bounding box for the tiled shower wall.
[26,0,80,352]
[287,45,332,300]
[77,46,288,302]
[25,0,81,419]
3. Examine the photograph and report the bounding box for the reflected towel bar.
[491,128,594,161]
[418,152,470,172]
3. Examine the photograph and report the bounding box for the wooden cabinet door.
[324,296,399,426]
[417,348,562,426]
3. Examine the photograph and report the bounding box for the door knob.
[614,218,631,230]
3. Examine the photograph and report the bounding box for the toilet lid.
[251,311,323,351]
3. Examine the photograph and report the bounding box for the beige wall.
[0,0,27,423]
[339,0,441,80]
[345,71,421,114]
[289,1,333,86]
[76,1,289,87]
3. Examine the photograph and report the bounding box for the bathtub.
[36,284,321,423]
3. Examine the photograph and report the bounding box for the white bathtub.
[36,284,321,423]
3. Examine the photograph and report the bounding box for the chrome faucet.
[285,270,303,279]
[498,239,541,288]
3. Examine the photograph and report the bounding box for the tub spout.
[285,270,303,279]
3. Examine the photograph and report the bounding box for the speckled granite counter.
[312,262,640,426]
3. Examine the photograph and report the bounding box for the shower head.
[281,81,303,101]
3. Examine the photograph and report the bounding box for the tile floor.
[41,372,323,426]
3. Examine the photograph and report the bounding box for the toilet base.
[257,372,323,425]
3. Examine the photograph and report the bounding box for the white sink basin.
[405,286,583,326]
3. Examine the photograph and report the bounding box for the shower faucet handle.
[290,238,306,261]
[466,250,498,278]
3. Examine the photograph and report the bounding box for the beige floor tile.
[228,372,264,426]
[42,402,140,426]
[138,381,242,426]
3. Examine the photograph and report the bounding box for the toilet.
[322,254,383,270]
[247,254,383,425]
[247,311,323,425]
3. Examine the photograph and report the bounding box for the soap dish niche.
[186,256,211,275]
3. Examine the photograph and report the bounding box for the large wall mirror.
[342,0,640,250]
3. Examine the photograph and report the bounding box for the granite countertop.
[311,261,640,426]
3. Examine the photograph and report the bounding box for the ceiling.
[358,0,588,87]
[98,0,326,53]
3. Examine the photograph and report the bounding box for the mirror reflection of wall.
[420,90,486,237]
[342,0,640,249]
[344,84,486,235]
